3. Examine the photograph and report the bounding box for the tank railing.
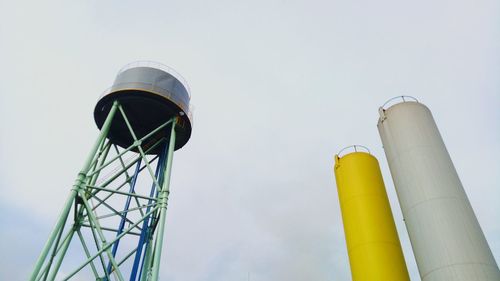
[381,95,419,110]
[337,145,371,158]
[118,61,191,97]
[98,82,194,125]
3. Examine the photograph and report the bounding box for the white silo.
[377,97,500,281]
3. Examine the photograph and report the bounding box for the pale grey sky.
[0,0,499,280]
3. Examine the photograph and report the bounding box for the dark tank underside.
[94,90,192,154]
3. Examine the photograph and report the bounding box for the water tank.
[94,61,192,154]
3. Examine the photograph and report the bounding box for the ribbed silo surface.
[377,101,500,281]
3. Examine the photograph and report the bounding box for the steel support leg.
[150,121,177,281]
[130,143,167,281]
[30,101,119,281]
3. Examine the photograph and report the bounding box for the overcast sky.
[0,0,499,280]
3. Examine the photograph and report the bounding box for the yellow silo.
[334,148,410,281]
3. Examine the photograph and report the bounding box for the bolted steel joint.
[133,140,142,147]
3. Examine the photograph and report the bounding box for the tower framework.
[30,62,192,281]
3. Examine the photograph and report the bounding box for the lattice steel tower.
[30,61,193,281]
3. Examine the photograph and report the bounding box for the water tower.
[30,61,192,281]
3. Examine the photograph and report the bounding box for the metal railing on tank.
[381,95,419,110]
[337,145,371,158]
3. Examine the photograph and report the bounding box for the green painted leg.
[46,228,76,281]
[150,121,177,281]
[29,101,119,281]
[139,236,154,281]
